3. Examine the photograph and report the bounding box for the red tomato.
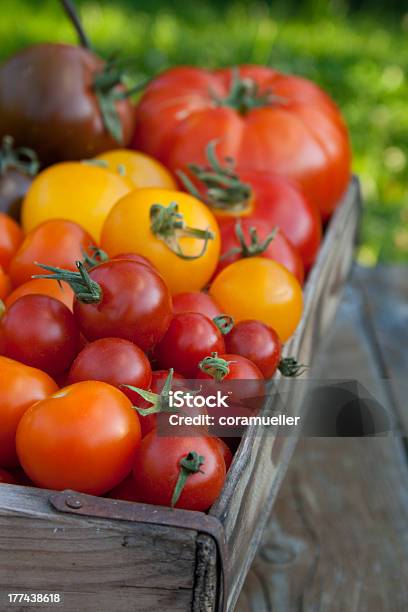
[113,252,157,271]
[133,65,351,219]
[132,432,226,510]
[37,259,173,353]
[16,381,141,495]
[216,219,304,284]
[213,437,233,470]
[0,467,17,484]
[224,320,282,378]
[0,356,58,469]
[134,369,186,438]
[1,294,80,376]
[9,219,94,287]
[172,291,222,319]
[154,313,225,378]
[68,338,152,395]
[0,212,23,271]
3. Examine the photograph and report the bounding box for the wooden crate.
[0,178,361,612]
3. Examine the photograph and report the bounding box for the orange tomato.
[95,149,177,190]
[5,278,74,310]
[210,258,303,342]
[22,162,130,241]
[101,188,220,294]
[16,381,141,495]
[0,356,58,469]
[0,212,23,271]
[0,265,11,300]
[9,219,94,287]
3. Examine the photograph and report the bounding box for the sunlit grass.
[1,0,407,263]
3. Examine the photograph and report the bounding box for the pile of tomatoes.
[0,26,351,512]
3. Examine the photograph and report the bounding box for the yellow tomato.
[22,162,130,241]
[101,188,220,294]
[95,149,177,190]
[209,258,303,342]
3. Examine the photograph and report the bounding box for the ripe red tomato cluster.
[0,8,350,511]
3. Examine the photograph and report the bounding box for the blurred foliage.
[1,0,407,264]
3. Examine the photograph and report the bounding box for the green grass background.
[2,0,407,264]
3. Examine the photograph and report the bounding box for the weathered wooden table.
[236,263,408,612]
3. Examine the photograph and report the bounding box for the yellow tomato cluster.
[20,148,303,342]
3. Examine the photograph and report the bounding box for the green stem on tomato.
[221,220,278,261]
[150,202,214,260]
[171,451,205,508]
[177,140,252,212]
[0,135,39,176]
[198,352,233,383]
[33,261,102,304]
[213,315,234,335]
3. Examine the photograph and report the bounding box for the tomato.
[68,338,152,395]
[128,369,187,438]
[0,356,58,469]
[113,252,157,270]
[38,259,172,353]
[172,291,222,319]
[213,437,233,470]
[16,381,141,495]
[0,44,135,166]
[133,65,351,219]
[22,162,130,241]
[107,473,140,502]
[210,258,303,342]
[0,212,23,271]
[0,468,17,485]
[0,265,11,300]
[216,219,304,284]
[5,278,74,310]
[101,188,220,294]
[132,431,225,510]
[9,219,94,287]
[154,313,225,378]
[1,295,80,376]
[179,142,321,270]
[95,149,177,190]
[224,320,282,378]
[0,136,39,220]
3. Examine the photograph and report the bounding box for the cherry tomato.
[0,212,23,271]
[22,162,130,241]
[107,473,140,502]
[1,295,80,376]
[0,44,136,166]
[154,313,225,378]
[224,320,282,378]
[216,219,304,284]
[0,356,58,469]
[39,259,172,353]
[112,252,157,270]
[5,278,74,311]
[9,219,94,287]
[132,431,225,510]
[213,437,233,470]
[16,381,141,495]
[210,258,303,342]
[68,338,152,395]
[95,149,177,190]
[172,291,222,320]
[0,468,17,484]
[101,188,220,294]
[0,265,11,300]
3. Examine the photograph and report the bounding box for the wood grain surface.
[236,264,408,612]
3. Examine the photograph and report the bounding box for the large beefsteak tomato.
[133,65,351,219]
